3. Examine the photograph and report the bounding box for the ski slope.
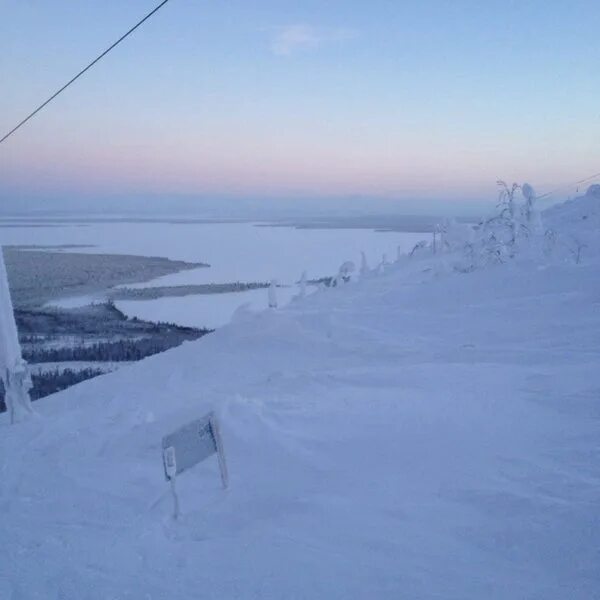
[1,192,599,599]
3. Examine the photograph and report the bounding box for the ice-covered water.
[1,219,426,327]
[116,285,301,328]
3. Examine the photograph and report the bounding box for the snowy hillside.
[1,191,599,599]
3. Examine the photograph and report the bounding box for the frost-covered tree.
[298,271,307,298]
[377,253,389,273]
[470,181,522,265]
[432,224,440,254]
[360,251,370,277]
[586,184,600,198]
[0,246,34,423]
[521,183,535,223]
[268,279,278,308]
[483,231,506,264]
[567,237,587,264]
[497,181,520,248]
[520,182,544,239]
[543,229,557,257]
[461,242,476,272]
[334,261,355,286]
[409,240,428,258]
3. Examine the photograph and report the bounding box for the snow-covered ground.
[1,192,599,598]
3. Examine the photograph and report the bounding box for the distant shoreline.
[110,281,271,301]
[3,245,206,308]
[0,214,464,233]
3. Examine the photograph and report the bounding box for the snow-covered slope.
[1,194,599,599]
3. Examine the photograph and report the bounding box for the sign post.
[161,412,228,519]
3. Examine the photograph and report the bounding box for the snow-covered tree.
[409,240,428,258]
[360,251,370,277]
[377,253,390,273]
[334,261,355,286]
[468,181,523,265]
[520,182,543,238]
[0,246,34,423]
[496,180,521,251]
[432,224,440,254]
[298,271,308,298]
[567,237,587,264]
[543,229,557,257]
[268,279,278,308]
[396,245,404,262]
[437,220,449,252]
[521,183,535,220]
[586,184,600,198]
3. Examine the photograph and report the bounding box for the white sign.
[161,412,228,519]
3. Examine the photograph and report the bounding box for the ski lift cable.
[0,0,174,146]
[536,170,600,201]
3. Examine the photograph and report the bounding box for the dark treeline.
[111,280,269,301]
[308,276,334,287]
[18,301,212,363]
[0,367,105,413]
[2,301,213,411]
[24,331,208,363]
[15,300,187,337]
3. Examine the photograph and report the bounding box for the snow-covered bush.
[537,182,599,263]
[494,180,520,252]
[462,181,532,268]
[586,184,600,198]
[454,180,550,270]
[433,218,475,254]
[407,179,597,275]
[409,240,429,259]
[448,220,475,250]
[334,261,356,286]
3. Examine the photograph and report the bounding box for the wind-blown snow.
[1,194,599,599]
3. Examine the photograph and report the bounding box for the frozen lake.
[1,219,426,328]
